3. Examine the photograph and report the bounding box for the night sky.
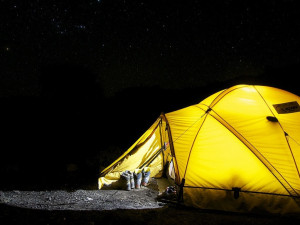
[1,0,299,97]
[1,0,300,189]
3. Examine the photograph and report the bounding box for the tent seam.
[209,85,248,109]
[183,113,209,180]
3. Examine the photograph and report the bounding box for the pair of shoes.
[121,167,151,190]
[134,167,151,188]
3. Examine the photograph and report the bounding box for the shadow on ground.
[1,202,300,225]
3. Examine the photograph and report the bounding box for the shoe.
[134,169,142,189]
[129,171,135,189]
[142,167,151,186]
[120,171,131,191]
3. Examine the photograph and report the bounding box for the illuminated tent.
[98,85,300,214]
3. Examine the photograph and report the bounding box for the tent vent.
[232,187,241,199]
[266,116,278,122]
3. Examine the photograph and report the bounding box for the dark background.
[0,0,299,190]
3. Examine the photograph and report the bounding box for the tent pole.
[161,113,181,185]
[177,178,185,203]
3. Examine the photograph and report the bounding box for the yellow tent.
[98,85,300,214]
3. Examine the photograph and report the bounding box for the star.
[75,25,86,30]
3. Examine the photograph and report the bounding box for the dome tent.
[98,85,300,214]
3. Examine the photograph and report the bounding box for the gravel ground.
[0,188,161,211]
[0,179,162,211]
[1,178,300,225]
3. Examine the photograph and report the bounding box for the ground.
[1,178,300,225]
[0,180,161,211]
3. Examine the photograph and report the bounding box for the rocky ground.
[1,178,300,225]
[0,181,161,211]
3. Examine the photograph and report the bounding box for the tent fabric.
[98,85,300,214]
